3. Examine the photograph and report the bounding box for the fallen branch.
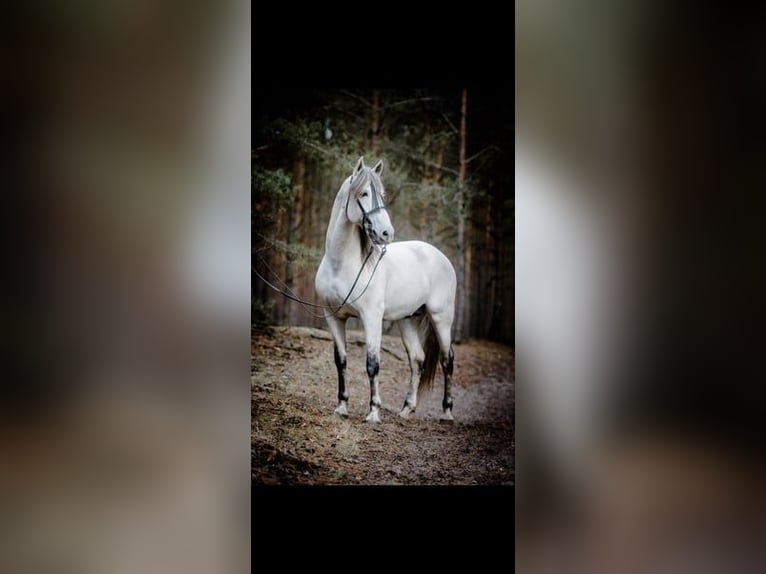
[308,329,405,361]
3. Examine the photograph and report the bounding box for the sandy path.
[252,326,514,485]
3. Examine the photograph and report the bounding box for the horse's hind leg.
[398,318,425,419]
[325,315,349,417]
[431,313,456,421]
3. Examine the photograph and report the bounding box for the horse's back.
[390,240,455,278]
[383,240,456,318]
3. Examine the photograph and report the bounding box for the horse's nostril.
[382,230,389,237]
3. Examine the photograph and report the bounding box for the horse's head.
[346,156,394,245]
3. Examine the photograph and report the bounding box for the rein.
[253,244,386,319]
[254,173,389,319]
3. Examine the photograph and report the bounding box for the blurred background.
[4,0,766,568]
[1,1,249,572]
[517,0,766,572]
[252,88,514,344]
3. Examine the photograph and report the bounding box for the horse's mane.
[345,166,385,264]
[347,166,386,199]
[357,223,373,263]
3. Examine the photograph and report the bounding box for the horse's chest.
[316,274,362,315]
[325,277,354,302]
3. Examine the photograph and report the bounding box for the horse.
[315,156,457,423]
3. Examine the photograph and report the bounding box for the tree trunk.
[465,223,473,337]
[433,140,446,184]
[455,88,468,341]
[371,90,380,155]
[488,177,504,340]
[420,107,439,244]
[484,188,494,339]
[284,154,305,324]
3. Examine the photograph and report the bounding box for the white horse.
[315,157,457,423]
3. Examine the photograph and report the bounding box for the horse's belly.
[383,275,429,320]
[383,303,422,321]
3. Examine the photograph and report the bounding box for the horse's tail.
[418,320,441,401]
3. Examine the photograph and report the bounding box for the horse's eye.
[361,192,368,197]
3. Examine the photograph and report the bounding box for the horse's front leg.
[325,315,349,417]
[360,311,384,423]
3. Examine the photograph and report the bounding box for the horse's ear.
[372,160,383,175]
[354,156,365,174]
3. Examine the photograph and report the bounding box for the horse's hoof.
[334,403,348,418]
[398,405,415,419]
[440,409,455,423]
[365,410,381,424]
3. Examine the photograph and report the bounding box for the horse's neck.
[324,194,367,273]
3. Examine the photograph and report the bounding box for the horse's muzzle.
[370,225,394,245]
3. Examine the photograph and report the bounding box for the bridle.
[253,169,389,319]
[345,171,387,231]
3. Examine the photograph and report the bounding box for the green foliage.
[262,237,322,269]
[251,296,274,327]
[252,166,292,245]
[252,167,292,206]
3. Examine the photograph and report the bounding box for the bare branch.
[337,108,366,122]
[441,111,459,134]
[301,139,343,159]
[426,160,460,176]
[466,145,500,164]
[382,97,436,109]
[340,89,372,108]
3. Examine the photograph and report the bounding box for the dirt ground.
[252,325,514,485]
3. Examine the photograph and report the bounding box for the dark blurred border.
[516,1,766,571]
[1,2,250,572]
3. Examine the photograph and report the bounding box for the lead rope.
[253,243,387,319]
